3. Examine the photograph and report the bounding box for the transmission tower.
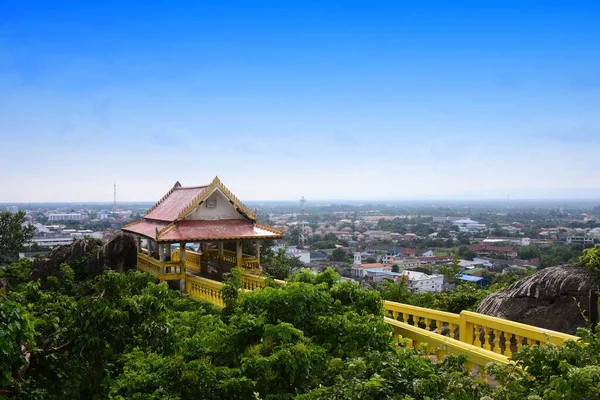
[113,183,117,217]
[299,196,307,248]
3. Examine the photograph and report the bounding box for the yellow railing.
[386,317,510,381]
[222,250,237,265]
[171,248,260,270]
[242,256,260,269]
[171,249,202,274]
[137,253,184,281]
[186,275,224,307]
[459,310,578,357]
[384,300,461,338]
[238,271,285,290]
[240,272,266,290]
[383,301,579,356]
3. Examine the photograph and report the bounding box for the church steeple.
[353,244,362,265]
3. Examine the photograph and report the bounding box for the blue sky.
[1,0,600,202]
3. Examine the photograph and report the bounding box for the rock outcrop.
[31,238,100,281]
[30,232,137,281]
[87,232,137,275]
[476,265,600,334]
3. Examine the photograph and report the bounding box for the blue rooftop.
[458,275,487,282]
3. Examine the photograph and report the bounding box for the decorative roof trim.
[156,222,177,239]
[156,234,283,243]
[121,220,141,229]
[176,176,257,221]
[145,181,182,217]
[255,221,285,235]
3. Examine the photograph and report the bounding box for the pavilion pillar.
[159,243,165,262]
[166,243,171,260]
[179,242,187,271]
[179,242,187,293]
[236,240,243,269]
[218,242,224,265]
[255,240,261,262]
[136,236,142,253]
[147,239,153,257]
[200,243,208,261]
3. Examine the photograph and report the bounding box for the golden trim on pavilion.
[176,176,257,222]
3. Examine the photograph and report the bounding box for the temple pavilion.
[122,177,284,288]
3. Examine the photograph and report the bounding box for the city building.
[469,243,518,259]
[48,213,86,222]
[351,262,391,278]
[401,270,444,293]
[566,236,594,245]
[483,237,530,246]
[453,218,487,232]
[6,206,18,214]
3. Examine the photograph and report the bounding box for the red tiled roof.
[356,263,387,269]
[124,219,282,242]
[417,256,454,261]
[469,244,517,252]
[159,220,281,242]
[121,177,283,242]
[145,186,209,222]
[122,220,169,238]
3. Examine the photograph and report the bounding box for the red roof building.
[122,177,284,279]
[469,243,518,259]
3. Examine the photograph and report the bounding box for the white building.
[273,245,311,264]
[6,206,19,214]
[453,219,487,233]
[351,263,391,278]
[483,237,530,246]
[48,213,86,222]
[566,236,594,245]
[401,270,444,293]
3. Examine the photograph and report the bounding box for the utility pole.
[299,196,307,248]
[113,183,117,217]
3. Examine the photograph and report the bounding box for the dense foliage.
[1,255,599,399]
[580,244,600,275]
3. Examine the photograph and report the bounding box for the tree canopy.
[1,248,599,398]
[0,211,34,266]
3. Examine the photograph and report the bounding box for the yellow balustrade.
[171,249,202,274]
[186,275,224,307]
[384,301,461,338]
[459,310,578,356]
[222,250,237,265]
[242,257,260,270]
[137,253,184,281]
[386,317,510,380]
[383,300,579,355]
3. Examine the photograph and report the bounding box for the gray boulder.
[31,238,100,280]
[87,231,137,274]
[476,265,600,334]
[30,232,138,281]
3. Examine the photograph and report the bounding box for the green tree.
[580,243,600,274]
[0,211,35,266]
[331,247,348,262]
[456,245,476,261]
